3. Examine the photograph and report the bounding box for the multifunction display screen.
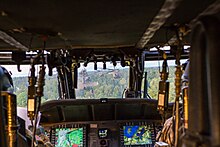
[123,125,152,146]
[55,128,83,147]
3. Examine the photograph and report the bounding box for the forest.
[13,66,177,107]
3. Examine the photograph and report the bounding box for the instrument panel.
[48,121,161,147]
[40,99,166,147]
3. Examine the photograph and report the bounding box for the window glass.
[144,59,187,102]
[76,62,129,99]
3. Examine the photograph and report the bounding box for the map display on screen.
[123,125,152,145]
[55,128,83,147]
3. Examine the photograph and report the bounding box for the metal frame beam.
[136,0,182,49]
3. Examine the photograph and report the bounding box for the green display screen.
[123,125,152,145]
[55,128,83,147]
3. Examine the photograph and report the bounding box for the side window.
[5,65,58,107]
[144,60,187,102]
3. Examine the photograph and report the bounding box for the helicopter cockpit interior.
[0,0,220,147]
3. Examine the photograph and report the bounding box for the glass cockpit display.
[123,125,152,146]
[98,128,108,138]
[55,127,83,147]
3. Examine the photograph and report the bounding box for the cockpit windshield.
[76,62,129,99]
[5,58,187,108]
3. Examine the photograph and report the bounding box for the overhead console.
[40,99,166,147]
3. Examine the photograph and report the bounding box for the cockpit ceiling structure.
[0,0,218,51]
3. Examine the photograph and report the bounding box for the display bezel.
[120,122,156,147]
[52,124,87,147]
[98,128,109,139]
